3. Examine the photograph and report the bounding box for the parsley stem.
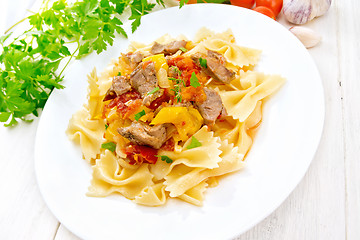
[5,17,28,34]
[58,43,80,77]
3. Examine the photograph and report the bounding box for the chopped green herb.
[147,87,159,95]
[117,72,122,76]
[105,124,109,130]
[101,142,116,152]
[199,57,207,68]
[169,77,185,103]
[174,67,182,76]
[134,110,146,121]
[156,155,173,163]
[179,47,187,52]
[186,136,202,149]
[190,72,201,88]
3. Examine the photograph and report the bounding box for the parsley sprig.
[0,0,164,126]
[169,77,185,103]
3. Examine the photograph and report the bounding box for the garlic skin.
[289,26,322,48]
[310,0,332,19]
[283,0,332,25]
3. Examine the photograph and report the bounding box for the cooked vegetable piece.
[124,144,158,164]
[142,54,169,71]
[151,106,203,141]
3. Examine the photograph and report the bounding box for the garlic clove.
[289,26,322,48]
[283,0,332,25]
[310,0,332,19]
[283,0,313,25]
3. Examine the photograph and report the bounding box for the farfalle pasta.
[67,28,285,206]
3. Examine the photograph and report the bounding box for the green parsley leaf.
[0,112,11,123]
[186,136,202,149]
[199,57,207,68]
[101,142,116,152]
[134,110,146,121]
[105,123,109,130]
[156,155,173,163]
[190,72,201,88]
[179,47,187,52]
[179,0,189,8]
[147,87,159,95]
[117,71,122,76]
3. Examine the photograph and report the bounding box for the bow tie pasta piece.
[218,72,285,122]
[164,139,244,200]
[203,39,261,70]
[66,107,105,162]
[177,181,209,206]
[193,28,236,44]
[158,126,222,169]
[87,150,154,199]
[134,183,167,206]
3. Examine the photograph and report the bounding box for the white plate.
[35,4,324,240]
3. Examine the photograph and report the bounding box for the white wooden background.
[0,1,359,239]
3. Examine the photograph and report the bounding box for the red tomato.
[230,0,255,8]
[253,6,276,20]
[255,0,283,17]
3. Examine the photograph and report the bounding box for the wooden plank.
[236,4,346,240]
[0,120,59,240]
[335,1,360,239]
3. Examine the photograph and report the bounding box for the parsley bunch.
[0,0,164,126]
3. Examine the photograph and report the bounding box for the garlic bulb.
[289,26,322,48]
[283,0,332,25]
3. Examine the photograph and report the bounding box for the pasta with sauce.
[66,28,285,206]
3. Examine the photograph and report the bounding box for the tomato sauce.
[160,138,175,151]
[181,86,206,103]
[167,56,202,86]
[124,144,158,165]
[103,90,141,118]
[148,89,171,110]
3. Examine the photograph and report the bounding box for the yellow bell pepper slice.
[142,54,169,72]
[151,106,204,141]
